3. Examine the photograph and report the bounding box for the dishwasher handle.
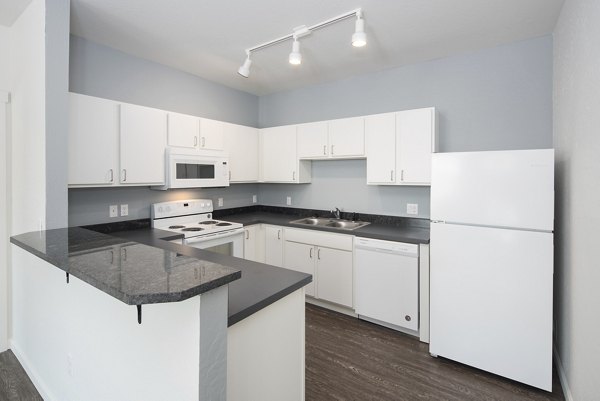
[354,246,418,258]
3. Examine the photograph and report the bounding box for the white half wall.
[553,0,600,400]
[0,91,9,352]
[9,0,46,235]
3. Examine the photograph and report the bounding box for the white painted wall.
[0,92,8,352]
[10,246,202,401]
[0,26,11,90]
[553,1,600,400]
[9,0,46,235]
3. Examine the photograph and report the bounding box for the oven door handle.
[183,229,243,245]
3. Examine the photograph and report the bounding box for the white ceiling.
[0,0,32,27]
[70,0,564,96]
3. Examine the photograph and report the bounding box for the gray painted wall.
[258,36,553,217]
[68,184,259,227]
[45,0,70,229]
[553,1,600,399]
[69,35,259,127]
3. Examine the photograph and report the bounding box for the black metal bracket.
[137,305,142,324]
[66,272,69,283]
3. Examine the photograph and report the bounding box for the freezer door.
[431,149,554,231]
[429,222,553,391]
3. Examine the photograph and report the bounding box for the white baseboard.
[9,340,56,401]
[553,345,574,401]
[305,297,357,317]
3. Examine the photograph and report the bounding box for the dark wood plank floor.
[306,304,565,401]
[0,350,42,401]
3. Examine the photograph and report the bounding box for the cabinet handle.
[323,145,327,155]
[109,169,114,183]
[277,230,281,240]
[310,248,313,259]
[110,250,114,264]
[245,230,249,240]
[318,248,321,260]
[202,137,206,147]
[391,170,394,182]
[401,170,404,181]
[123,248,127,261]
[194,136,198,146]
[292,171,296,181]
[331,144,335,155]
[122,169,127,182]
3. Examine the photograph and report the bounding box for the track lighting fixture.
[237,8,366,78]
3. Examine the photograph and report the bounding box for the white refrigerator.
[429,149,554,391]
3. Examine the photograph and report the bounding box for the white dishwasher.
[354,237,419,332]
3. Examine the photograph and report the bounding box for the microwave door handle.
[184,229,243,245]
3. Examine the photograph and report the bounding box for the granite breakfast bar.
[10,227,311,401]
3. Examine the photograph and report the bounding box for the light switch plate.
[407,203,419,215]
[109,205,118,218]
[252,194,257,203]
[218,198,223,207]
[120,204,129,216]
[286,196,292,206]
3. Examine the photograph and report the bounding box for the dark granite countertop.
[216,209,430,245]
[10,227,241,306]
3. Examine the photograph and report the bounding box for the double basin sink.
[289,217,370,231]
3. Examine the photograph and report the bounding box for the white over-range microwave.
[153,148,230,190]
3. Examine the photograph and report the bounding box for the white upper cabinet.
[68,93,119,186]
[120,103,167,185]
[167,112,199,149]
[328,116,365,158]
[396,107,437,185]
[260,126,311,183]
[297,121,329,159]
[223,123,259,183]
[199,118,225,150]
[365,112,396,185]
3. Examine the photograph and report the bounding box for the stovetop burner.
[182,227,204,232]
[169,225,185,229]
[216,222,232,226]
[199,221,218,225]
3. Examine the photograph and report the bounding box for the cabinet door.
[68,93,119,186]
[244,225,258,262]
[316,247,353,307]
[264,226,284,267]
[396,108,435,185]
[167,112,199,149]
[328,116,365,158]
[365,113,396,185]
[199,118,224,150]
[260,126,297,183]
[223,123,259,182]
[284,241,315,297]
[297,121,328,159]
[120,103,167,185]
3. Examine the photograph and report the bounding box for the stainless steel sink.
[290,217,370,230]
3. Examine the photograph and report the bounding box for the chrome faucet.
[331,207,341,219]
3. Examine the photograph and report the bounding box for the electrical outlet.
[218,198,223,207]
[407,203,419,215]
[109,205,118,218]
[252,194,257,204]
[286,196,292,206]
[120,204,129,216]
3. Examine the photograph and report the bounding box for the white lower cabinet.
[284,228,353,308]
[264,225,284,267]
[243,225,259,262]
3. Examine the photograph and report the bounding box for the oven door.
[183,229,244,258]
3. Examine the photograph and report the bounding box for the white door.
[431,149,554,231]
[167,112,199,149]
[223,123,259,182]
[297,121,328,159]
[284,241,315,297]
[316,247,353,308]
[365,112,396,184]
[328,116,365,158]
[68,93,119,186]
[120,103,167,185]
[396,108,434,185]
[264,226,284,267]
[199,118,224,150]
[260,126,297,183]
[355,247,418,330]
[430,222,553,391]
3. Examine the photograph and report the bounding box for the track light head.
[289,38,302,65]
[352,12,367,47]
[238,55,252,78]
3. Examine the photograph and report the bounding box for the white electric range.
[151,199,244,258]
